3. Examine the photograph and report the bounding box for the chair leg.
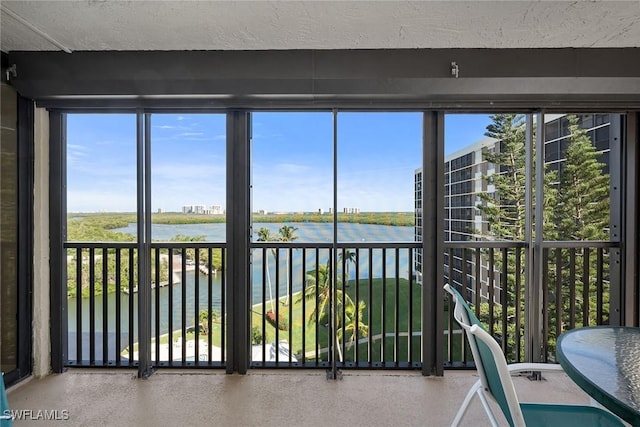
[451,380,479,426]
[477,388,499,427]
[451,380,499,427]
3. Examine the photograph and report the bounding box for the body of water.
[113,221,414,243]
[69,222,417,356]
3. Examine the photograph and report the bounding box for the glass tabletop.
[557,326,640,425]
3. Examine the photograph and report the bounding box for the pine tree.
[478,114,527,240]
[550,114,611,343]
[475,114,528,360]
[555,115,610,241]
[477,113,558,360]
[478,114,558,241]
[479,114,610,359]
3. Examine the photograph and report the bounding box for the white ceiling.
[2,0,640,53]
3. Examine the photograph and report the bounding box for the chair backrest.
[444,284,525,427]
[444,284,489,386]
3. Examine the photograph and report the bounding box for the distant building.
[207,205,224,215]
[182,204,225,215]
[184,205,201,214]
[343,207,360,214]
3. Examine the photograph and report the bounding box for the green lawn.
[249,278,465,364]
[139,278,468,364]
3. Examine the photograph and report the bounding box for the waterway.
[67,222,416,358]
[112,221,414,243]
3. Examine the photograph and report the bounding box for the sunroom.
[1,1,640,426]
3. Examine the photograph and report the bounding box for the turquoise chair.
[444,284,623,427]
[0,373,12,427]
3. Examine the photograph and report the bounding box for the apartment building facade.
[415,113,620,300]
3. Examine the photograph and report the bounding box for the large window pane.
[150,114,227,364]
[67,114,137,217]
[250,112,333,363]
[66,114,137,364]
[444,113,525,363]
[541,112,620,360]
[336,112,421,242]
[543,113,613,241]
[336,112,422,364]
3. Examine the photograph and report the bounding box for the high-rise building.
[414,114,619,299]
[183,204,224,215]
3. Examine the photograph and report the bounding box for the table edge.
[557,326,640,425]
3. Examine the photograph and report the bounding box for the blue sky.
[66,113,491,213]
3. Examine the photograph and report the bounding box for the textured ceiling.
[2,0,640,53]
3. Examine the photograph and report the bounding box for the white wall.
[32,107,50,377]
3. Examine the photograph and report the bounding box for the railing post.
[422,111,444,376]
[136,112,154,378]
[49,110,67,373]
[226,111,251,374]
[622,112,639,326]
[524,113,544,364]
[328,109,341,380]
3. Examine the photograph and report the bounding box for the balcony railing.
[63,240,619,370]
[443,240,619,366]
[249,242,422,369]
[542,242,618,362]
[65,242,227,368]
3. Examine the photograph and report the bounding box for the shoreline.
[251,290,304,311]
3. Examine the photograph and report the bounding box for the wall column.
[33,107,50,377]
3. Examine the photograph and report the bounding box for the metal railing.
[541,242,618,362]
[444,241,527,366]
[249,242,422,369]
[64,239,618,370]
[443,240,619,366]
[64,242,227,368]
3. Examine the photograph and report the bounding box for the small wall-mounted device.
[450,61,459,78]
[5,64,17,81]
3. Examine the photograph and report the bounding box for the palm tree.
[278,225,298,306]
[303,260,364,362]
[256,227,276,312]
[198,309,220,335]
[198,309,210,335]
[302,263,332,325]
[336,300,368,362]
[303,262,351,324]
[338,248,356,288]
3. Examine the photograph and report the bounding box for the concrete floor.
[6,369,595,427]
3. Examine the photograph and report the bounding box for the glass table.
[557,326,640,426]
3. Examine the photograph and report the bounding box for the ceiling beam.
[7,48,640,109]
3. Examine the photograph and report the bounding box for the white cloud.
[177,132,204,137]
[67,144,90,165]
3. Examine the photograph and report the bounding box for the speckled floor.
[6,369,597,426]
